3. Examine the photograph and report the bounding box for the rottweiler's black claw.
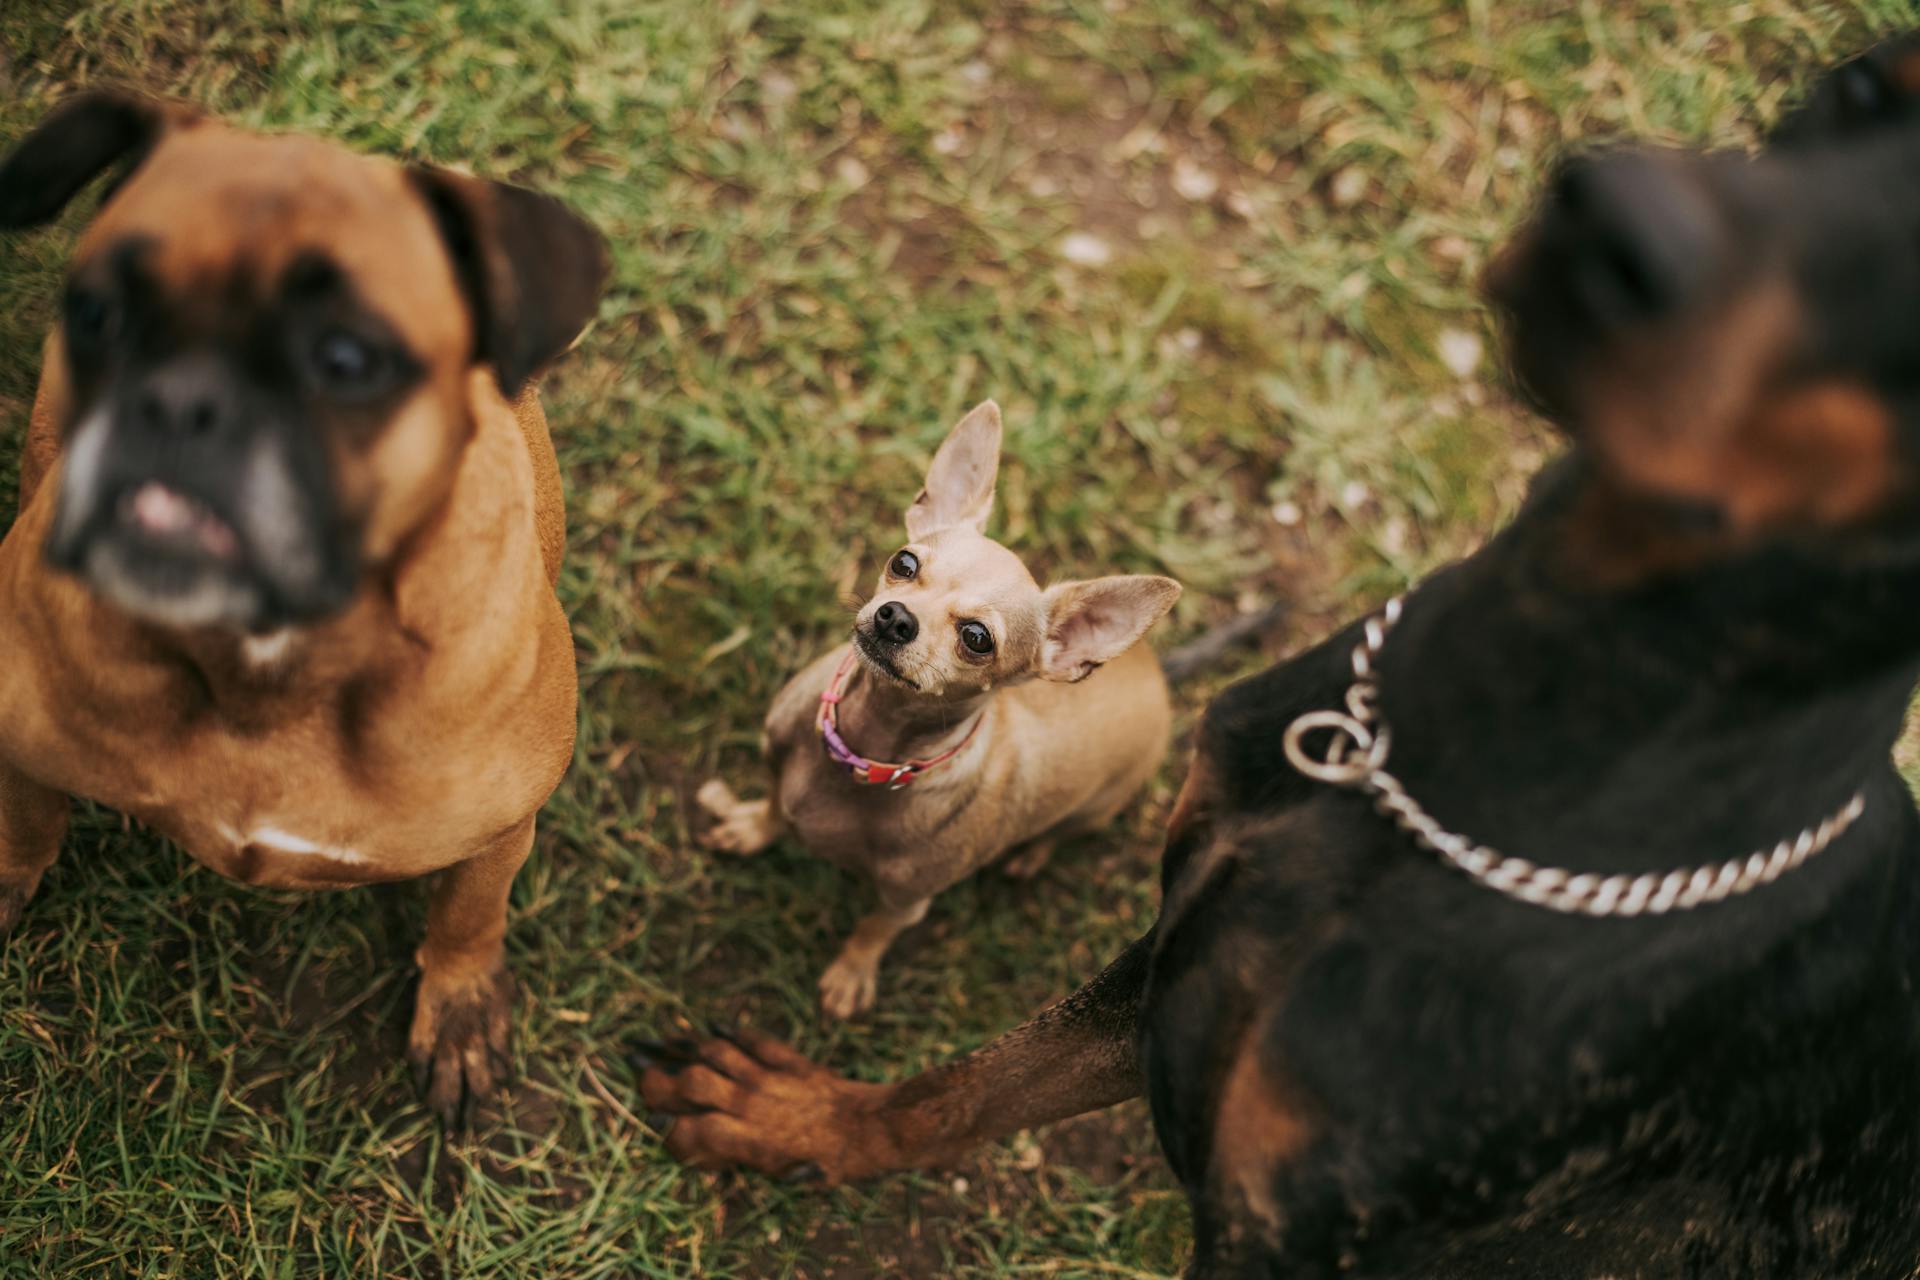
[630,1036,698,1073]
[711,1025,752,1052]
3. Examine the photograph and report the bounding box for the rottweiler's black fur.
[1145,37,1920,1279]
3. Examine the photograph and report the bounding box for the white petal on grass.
[1171,156,1219,202]
[1328,165,1368,208]
[1437,328,1483,379]
[1060,231,1113,266]
[833,154,871,187]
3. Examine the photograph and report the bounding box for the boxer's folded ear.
[409,167,611,397]
[0,90,200,228]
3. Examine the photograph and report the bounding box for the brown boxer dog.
[0,92,607,1125]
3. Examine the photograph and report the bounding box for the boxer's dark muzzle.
[45,343,361,632]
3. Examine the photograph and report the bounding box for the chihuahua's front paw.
[409,958,515,1128]
[818,955,881,1020]
[694,780,778,856]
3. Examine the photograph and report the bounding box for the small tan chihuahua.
[696,401,1181,1019]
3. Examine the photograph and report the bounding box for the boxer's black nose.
[1548,151,1722,328]
[873,601,918,646]
[131,355,236,439]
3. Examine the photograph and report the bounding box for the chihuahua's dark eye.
[310,330,384,393]
[958,620,994,655]
[889,550,920,580]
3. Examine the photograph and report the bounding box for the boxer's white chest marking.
[217,821,369,866]
[240,630,297,670]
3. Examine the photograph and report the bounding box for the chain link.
[1281,596,1868,918]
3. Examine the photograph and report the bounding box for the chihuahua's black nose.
[131,355,237,439]
[873,601,918,646]
[1549,151,1721,328]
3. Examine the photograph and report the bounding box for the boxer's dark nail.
[783,1162,824,1184]
[646,1111,678,1139]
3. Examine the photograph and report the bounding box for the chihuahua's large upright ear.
[1038,574,1182,683]
[906,400,1002,539]
[409,167,611,397]
[0,90,198,229]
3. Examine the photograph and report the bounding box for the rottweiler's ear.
[409,167,611,397]
[0,90,198,228]
[1770,35,1920,146]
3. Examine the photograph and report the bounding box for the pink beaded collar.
[817,650,984,788]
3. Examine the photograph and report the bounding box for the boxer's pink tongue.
[125,483,239,559]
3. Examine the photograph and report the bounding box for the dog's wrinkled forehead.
[78,124,469,364]
[906,529,1038,593]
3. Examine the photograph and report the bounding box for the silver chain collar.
[1281,596,1868,917]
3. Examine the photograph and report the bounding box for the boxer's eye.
[958,620,994,655]
[65,290,113,344]
[311,330,384,393]
[888,549,919,580]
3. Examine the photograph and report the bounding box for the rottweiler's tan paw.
[818,954,880,1020]
[409,960,514,1128]
[635,1031,895,1182]
[694,780,778,856]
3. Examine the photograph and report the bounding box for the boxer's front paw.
[634,1031,897,1183]
[0,881,32,935]
[409,958,514,1128]
[0,870,47,936]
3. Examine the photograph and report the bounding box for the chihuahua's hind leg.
[0,763,68,935]
[819,895,932,1020]
[695,779,783,856]
[1000,836,1058,880]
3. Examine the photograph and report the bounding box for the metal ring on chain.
[1282,595,1869,918]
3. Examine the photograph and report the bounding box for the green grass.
[2,1,1917,1275]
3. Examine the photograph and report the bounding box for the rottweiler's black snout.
[873,601,918,646]
[1545,151,1723,330]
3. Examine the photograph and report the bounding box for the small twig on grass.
[1160,601,1289,686]
[581,1056,642,1132]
